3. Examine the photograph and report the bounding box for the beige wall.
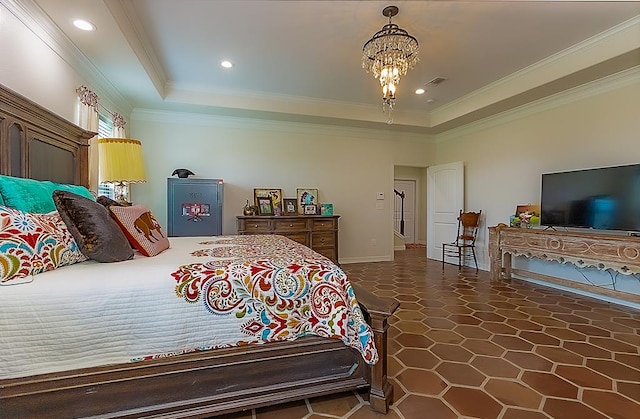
[131,110,436,263]
[434,71,640,269]
[134,71,640,266]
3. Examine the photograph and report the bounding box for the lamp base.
[113,182,131,205]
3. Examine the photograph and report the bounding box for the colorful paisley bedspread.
[171,235,378,364]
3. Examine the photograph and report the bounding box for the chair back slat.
[443,209,482,272]
[456,210,482,246]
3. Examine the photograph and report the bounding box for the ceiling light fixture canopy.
[362,5,419,124]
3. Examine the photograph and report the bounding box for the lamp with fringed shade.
[98,138,146,204]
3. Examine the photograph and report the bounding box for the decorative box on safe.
[167,178,223,237]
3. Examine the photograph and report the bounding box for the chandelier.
[362,5,419,124]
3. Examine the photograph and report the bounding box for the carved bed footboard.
[0,291,398,418]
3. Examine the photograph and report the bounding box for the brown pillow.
[52,190,134,263]
[96,195,123,208]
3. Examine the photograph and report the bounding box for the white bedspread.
[0,235,376,379]
[0,237,233,378]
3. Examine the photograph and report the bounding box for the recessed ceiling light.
[73,19,96,31]
[415,88,425,95]
[220,60,233,68]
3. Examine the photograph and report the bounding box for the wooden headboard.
[0,84,94,186]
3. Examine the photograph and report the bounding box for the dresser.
[237,215,340,263]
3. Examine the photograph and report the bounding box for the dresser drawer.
[236,215,338,264]
[273,218,308,232]
[280,232,309,246]
[311,232,335,248]
[314,247,336,261]
[240,219,271,233]
[311,218,336,231]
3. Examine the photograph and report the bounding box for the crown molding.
[0,0,133,116]
[103,0,168,99]
[132,107,433,144]
[165,80,432,129]
[135,63,640,144]
[435,65,640,144]
[431,15,640,127]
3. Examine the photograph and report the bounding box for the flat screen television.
[540,163,640,232]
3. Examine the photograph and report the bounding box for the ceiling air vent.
[427,77,447,86]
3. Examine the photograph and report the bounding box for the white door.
[394,179,416,244]
[427,161,464,260]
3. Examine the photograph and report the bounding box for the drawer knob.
[254,224,258,228]
[289,224,293,227]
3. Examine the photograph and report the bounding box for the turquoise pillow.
[0,175,95,213]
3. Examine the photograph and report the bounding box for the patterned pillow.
[0,207,87,283]
[52,190,134,263]
[109,205,170,257]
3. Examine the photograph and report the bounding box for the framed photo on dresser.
[256,196,274,216]
[320,203,333,216]
[283,198,298,215]
[254,188,282,213]
[296,188,318,214]
[304,204,318,215]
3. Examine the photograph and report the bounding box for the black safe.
[167,178,223,237]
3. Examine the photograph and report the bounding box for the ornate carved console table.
[488,225,640,303]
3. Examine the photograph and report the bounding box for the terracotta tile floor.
[218,248,640,419]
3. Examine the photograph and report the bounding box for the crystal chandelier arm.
[361,5,419,124]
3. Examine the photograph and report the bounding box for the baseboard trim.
[341,255,394,264]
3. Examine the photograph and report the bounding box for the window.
[98,113,113,138]
[97,113,115,199]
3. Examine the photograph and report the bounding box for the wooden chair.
[442,210,482,272]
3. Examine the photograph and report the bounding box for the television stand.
[488,224,640,303]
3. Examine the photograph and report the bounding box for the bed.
[0,83,398,418]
